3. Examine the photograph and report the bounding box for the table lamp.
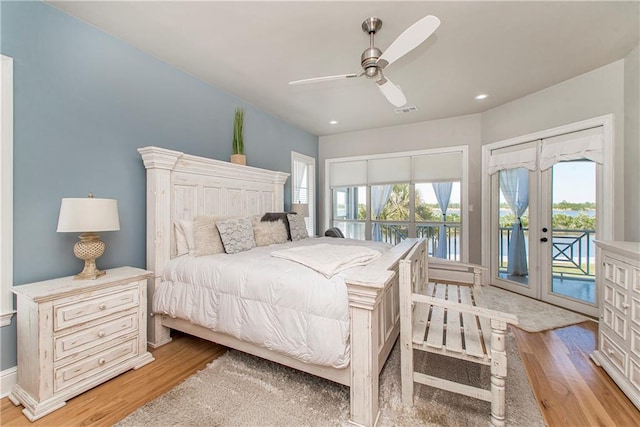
[291,203,309,217]
[57,193,120,280]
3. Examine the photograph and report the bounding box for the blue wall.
[0,1,318,370]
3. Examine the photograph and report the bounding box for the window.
[1,55,14,326]
[332,186,366,239]
[327,147,468,261]
[415,182,462,260]
[291,151,315,235]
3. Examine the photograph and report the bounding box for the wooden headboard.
[138,146,289,345]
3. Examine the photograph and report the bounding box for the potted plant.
[230,107,246,165]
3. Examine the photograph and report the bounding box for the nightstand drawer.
[54,286,139,331]
[54,337,138,392]
[54,312,139,361]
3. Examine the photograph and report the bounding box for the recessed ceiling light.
[329,120,338,125]
[474,94,488,100]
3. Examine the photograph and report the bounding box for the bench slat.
[473,288,492,354]
[425,284,447,348]
[412,302,430,344]
[459,285,486,358]
[445,285,463,353]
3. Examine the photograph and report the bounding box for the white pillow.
[252,218,288,247]
[287,213,309,241]
[216,217,256,254]
[174,219,194,256]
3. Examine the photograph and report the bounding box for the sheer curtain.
[499,168,529,275]
[432,182,453,258]
[371,185,393,241]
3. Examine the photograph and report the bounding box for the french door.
[484,118,614,318]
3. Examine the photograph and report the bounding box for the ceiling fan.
[288,15,440,108]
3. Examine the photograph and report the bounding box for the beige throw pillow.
[193,216,225,256]
[252,219,288,247]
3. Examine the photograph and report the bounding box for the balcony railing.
[498,226,595,279]
[330,220,462,261]
[377,222,461,260]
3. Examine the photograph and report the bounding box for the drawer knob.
[607,349,615,355]
[98,358,106,365]
[98,330,106,338]
[99,304,107,310]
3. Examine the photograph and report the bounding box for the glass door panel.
[492,167,538,298]
[540,161,598,316]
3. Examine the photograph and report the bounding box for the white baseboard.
[1,366,17,398]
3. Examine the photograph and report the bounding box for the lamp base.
[73,232,107,280]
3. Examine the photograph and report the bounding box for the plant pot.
[230,154,246,165]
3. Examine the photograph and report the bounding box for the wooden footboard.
[343,238,418,426]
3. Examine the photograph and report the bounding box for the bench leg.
[400,340,414,405]
[490,320,508,427]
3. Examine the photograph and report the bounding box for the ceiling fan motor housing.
[361,47,382,78]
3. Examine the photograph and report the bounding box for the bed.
[138,146,420,426]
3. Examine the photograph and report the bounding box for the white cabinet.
[8,267,154,421]
[592,241,640,410]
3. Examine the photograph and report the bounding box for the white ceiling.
[47,1,639,136]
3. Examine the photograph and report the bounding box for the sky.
[552,161,596,203]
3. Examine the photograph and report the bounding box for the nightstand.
[8,267,155,421]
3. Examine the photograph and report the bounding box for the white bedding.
[153,237,391,368]
[271,243,381,278]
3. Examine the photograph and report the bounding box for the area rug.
[117,333,544,427]
[482,286,591,332]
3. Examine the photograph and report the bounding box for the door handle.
[540,237,548,242]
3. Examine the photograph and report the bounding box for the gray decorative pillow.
[216,217,256,254]
[193,216,225,256]
[252,218,288,247]
[287,213,309,241]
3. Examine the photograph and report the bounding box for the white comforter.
[271,243,381,278]
[153,237,391,368]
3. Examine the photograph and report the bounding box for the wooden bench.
[399,239,519,427]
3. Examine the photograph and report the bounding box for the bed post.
[138,146,182,348]
[346,282,383,427]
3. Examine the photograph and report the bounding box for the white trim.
[0,55,14,327]
[1,366,17,398]
[481,114,615,309]
[324,146,469,262]
[291,151,316,235]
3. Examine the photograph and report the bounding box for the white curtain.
[540,129,603,170]
[371,185,393,242]
[500,168,529,276]
[488,147,537,175]
[432,182,453,258]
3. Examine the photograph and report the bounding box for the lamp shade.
[291,203,309,217]
[57,197,120,232]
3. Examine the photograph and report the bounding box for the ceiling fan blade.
[288,73,359,85]
[376,76,407,107]
[377,15,440,69]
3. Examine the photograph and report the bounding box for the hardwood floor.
[512,321,639,426]
[0,332,226,427]
[1,323,639,426]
